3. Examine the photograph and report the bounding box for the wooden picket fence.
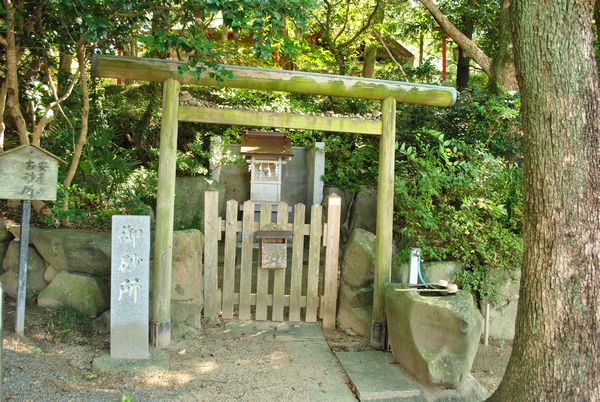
[203,191,341,329]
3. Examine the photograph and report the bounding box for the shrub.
[394,129,522,304]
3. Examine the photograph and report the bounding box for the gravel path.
[2,305,357,401]
[1,302,508,401]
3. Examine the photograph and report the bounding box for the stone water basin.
[385,283,483,388]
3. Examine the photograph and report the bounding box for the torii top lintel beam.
[92,55,456,108]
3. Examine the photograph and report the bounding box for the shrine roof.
[240,131,294,158]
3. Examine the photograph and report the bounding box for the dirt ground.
[1,300,511,401]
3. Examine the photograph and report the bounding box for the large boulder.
[29,228,111,276]
[44,264,59,282]
[348,186,377,234]
[487,272,520,340]
[0,241,48,299]
[341,229,376,289]
[92,310,111,334]
[174,176,225,232]
[337,285,373,337]
[337,229,402,337]
[0,268,48,301]
[38,271,109,316]
[385,284,483,388]
[3,241,46,273]
[171,229,204,333]
[337,229,376,337]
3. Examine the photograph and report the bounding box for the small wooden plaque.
[0,145,62,201]
[261,243,287,269]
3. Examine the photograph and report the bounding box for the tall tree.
[490,0,600,399]
[455,0,476,90]
[362,2,385,77]
[417,0,518,90]
[310,0,381,74]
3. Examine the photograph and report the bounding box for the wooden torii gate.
[92,55,456,348]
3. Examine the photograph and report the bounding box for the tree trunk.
[4,0,29,145]
[62,41,90,225]
[362,45,378,78]
[418,34,424,66]
[418,0,518,91]
[490,0,518,92]
[594,0,600,53]
[362,2,385,78]
[455,0,475,91]
[0,80,7,153]
[418,0,493,77]
[490,0,600,400]
[221,24,229,42]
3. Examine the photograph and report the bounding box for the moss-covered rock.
[38,272,109,316]
[385,283,483,388]
[3,241,46,274]
[341,229,376,289]
[348,186,377,234]
[29,228,111,276]
[93,310,111,334]
[0,241,48,300]
[174,176,225,231]
[0,267,48,300]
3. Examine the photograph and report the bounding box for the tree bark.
[490,0,518,92]
[4,0,29,145]
[418,0,492,76]
[418,34,424,66]
[594,0,600,48]
[0,80,7,153]
[62,41,90,223]
[362,2,385,78]
[418,0,518,91]
[455,0,475,91]
[490,0,600,400]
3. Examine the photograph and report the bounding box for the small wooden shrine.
[240,131,294,202]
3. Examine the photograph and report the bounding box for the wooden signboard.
[0,144,62,201]
[0,145,63,335]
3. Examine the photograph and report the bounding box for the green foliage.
[322,135,379,191]
[397,88,522,158]
[40,170,155,230]
[394,129,522,304]
[121,393,134,402]
[45,306,92,340]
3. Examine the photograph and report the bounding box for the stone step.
[336,351,424,401]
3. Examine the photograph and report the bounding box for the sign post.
[0,145,63,335]
[15,199,31,335]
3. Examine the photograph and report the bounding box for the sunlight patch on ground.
[267,350,286,362]
[189,360,219,374]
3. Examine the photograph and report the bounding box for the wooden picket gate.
[203,191,341,329]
